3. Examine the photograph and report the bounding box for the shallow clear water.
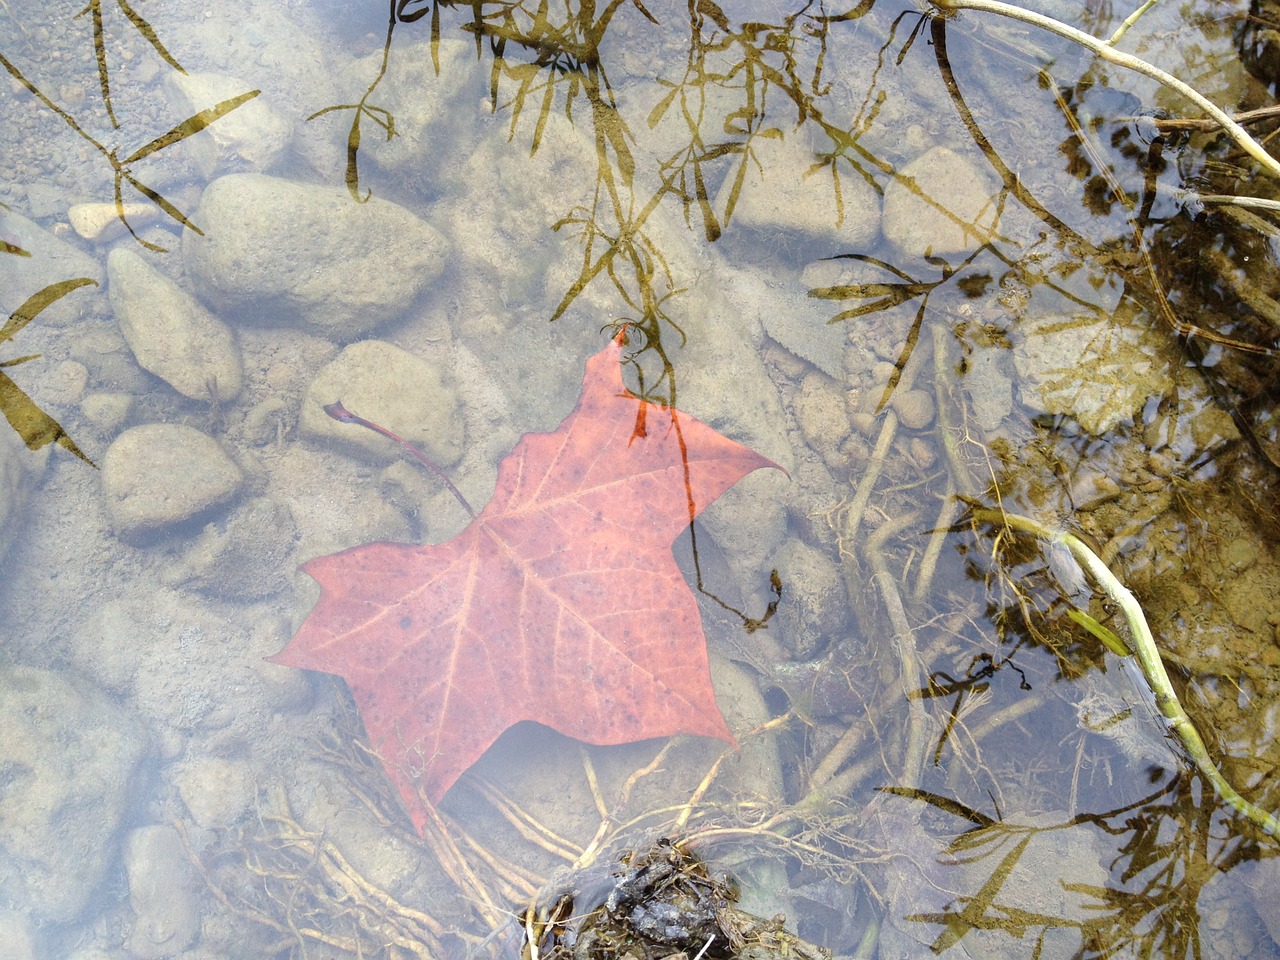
[2,1,1280,958]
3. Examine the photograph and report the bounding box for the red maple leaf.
[271,330,781,834]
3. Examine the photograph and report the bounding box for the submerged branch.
[931,0,1280,180]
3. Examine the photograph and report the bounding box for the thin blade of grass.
[532,72,556,155]
[600,105,635,184]
[646,82,679,128]
[0,354,41,368]
[117,0,185,73]
[1,278,98,345]
[344,109,370,202]
[430,1,442,73]
[720,151,750,228]
[0,50,106,153]
[0,369,96,465]
[397,0,432,22]
[630,0,659,24]
[875,786,997,829]
[122,172,202,234]
[125,89,260,164]
[691,156,720,242]
[307,102,360,121]
[82,0,120,128]
[112,176,167,251]
[822,300,910,322]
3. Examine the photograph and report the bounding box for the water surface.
[2,1,1279,958]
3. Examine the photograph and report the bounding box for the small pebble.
[891,389,935,429]
[909,436,936,468]
[849,411,879,438]
[871,360,898,384]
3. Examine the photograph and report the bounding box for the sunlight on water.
[2,0,1280,958]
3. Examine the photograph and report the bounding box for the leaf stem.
[324,401,476,518]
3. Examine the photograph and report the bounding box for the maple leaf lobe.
[272,331,781,834]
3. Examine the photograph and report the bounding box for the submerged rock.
[0,910,39,960]
[870,800,1109,960]
[169,496,298,599]
[881,146,1001,258]
[171,755,257,830]
[0,665,150,924]
[666,282,792,592]
[727,266,846,380]
[71,588,311,738]
[68,202,159,241]
[769,539,846,660]
[122,825,202,960]
[0,429,47,566]
[716,129,881,260]
[102,424,244,539]
[792,371,851,465]
[80,390,135,434]
[1012,307,1174,435]
[108,247,244,402]
[889,387,935,430]
[447,111,602,325]
[301,339,464,468]
[167,71,292,177]
[1246,857,1280,948]
[343,38,485,195]
[961,342,1015,432]
[182,173,449,338]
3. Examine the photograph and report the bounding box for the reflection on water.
[2,0,1279,957]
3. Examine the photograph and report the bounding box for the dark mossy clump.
[524,839,830,960]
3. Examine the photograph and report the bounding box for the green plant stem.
[1106,0,1161,47]
[974,509,1280,837]
[931,0,1280,180]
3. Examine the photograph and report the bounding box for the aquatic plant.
[0,278,98,464]
[931,0,1280,180]
[77,0,186,129]
[1,6,259,251]
[970,508,1280,837]
[0,3,264,461]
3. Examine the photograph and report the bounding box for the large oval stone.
[182,173,449,338]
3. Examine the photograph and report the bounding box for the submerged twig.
[866,513,930,788]
[837,410,897,552]
[1150,104,1280,133]
[1193,194,1280,213]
